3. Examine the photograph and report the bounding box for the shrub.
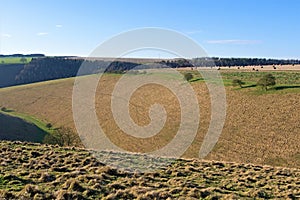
[184,73,193,82]
[257,74,276,90]
[20,58,27,63]
[46,123,52,129]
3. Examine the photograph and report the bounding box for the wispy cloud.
[55,24,63,28]
[1,33,12,38]
[37,32,49,36]
[186,30,203,35]
[206,39,262,45]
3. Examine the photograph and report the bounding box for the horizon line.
[1,53,300,60]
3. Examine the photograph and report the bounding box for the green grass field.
[182,70,300,93]
[0,57,32,64]
[221,71,300,85]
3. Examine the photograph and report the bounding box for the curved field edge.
[0,141,299,199]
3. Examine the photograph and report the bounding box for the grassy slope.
[0,71,299,168]
[0,141,299,199]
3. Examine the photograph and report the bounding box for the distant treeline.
[192,57,300,67]
[1,56,300,88]
[159,57,300,68]
[0,54,45,58]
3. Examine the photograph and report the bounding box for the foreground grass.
[0,141,299,199]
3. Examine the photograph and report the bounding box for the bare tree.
[43,127,83,147]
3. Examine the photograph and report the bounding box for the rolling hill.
[0,70,299,168]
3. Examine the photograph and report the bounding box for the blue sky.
[1,0,300,58]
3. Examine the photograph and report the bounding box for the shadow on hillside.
[190,78,204,82]
[0,113,47,143]
[242,84,257,88]
[1,109,14,113]
[274,85,300,90]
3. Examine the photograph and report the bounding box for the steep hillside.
[0,64,25,88]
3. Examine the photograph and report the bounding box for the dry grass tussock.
[0,141,300,199]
